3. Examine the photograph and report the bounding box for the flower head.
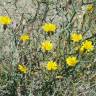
[18,64,28,74]
[41,40,53,51]
[86,4,94,12]
[81,4,94,14]
[71,33,82,42]
[66,56,78,66]
[46,61,58,71]
[82,40,94,52]
[20,34,30,42]
[0,16,12,25]
[42,23,57,33]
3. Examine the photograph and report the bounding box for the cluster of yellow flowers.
[67,32,94,66]
[0,5,94,74]
[41,23,57,52]
[41,23,58,71]
[71,33,94,52]
[18,31,94,72]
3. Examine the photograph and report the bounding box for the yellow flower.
[81,4,94,14]
[42,23,57,32]
[41,40,53,51]
[87,4,94,12]
[46,61,58,71]
[20,34,30,42]
[71,33,82,42]
[82,40,94,51]
[66,56,78,66]
[0,16,12,25]
[18,64,28,74]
